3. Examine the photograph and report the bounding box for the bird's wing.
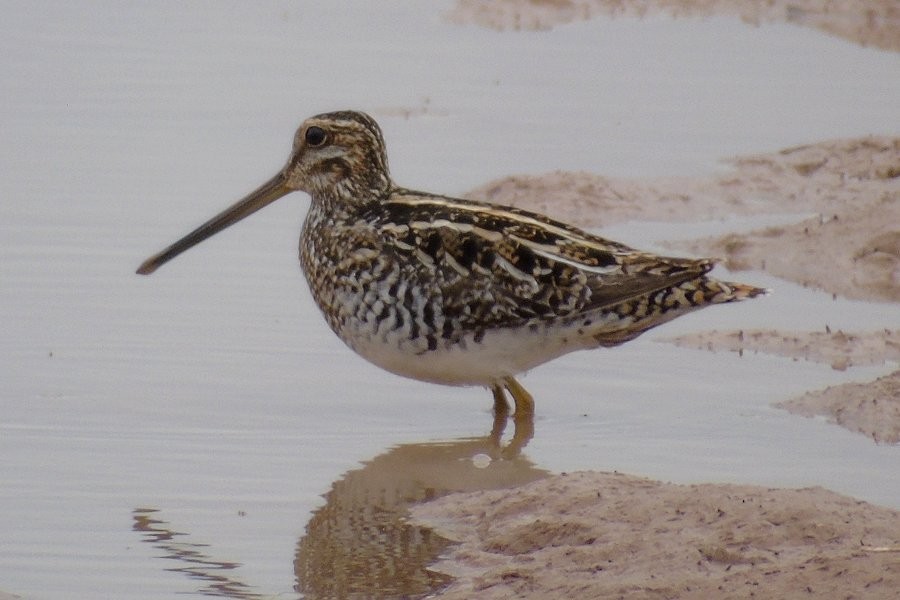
[377,191,713,330]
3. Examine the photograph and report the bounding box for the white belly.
[346,326,579,387]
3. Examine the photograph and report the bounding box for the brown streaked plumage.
[137,110,766,419]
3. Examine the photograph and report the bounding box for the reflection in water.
[295,411,545,599]
[133,412,542,599]
[132,507,265,599]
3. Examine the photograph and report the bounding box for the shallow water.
[2,3,899,599]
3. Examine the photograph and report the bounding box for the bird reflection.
[295,410,544,599]
[133,412,542,599]
[132,507,264,599]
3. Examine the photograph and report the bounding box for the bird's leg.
[490,384,511,447]
[492,383,511,415]
[503,376,534,418]
[487,380,534,458]
[500,377,534,458]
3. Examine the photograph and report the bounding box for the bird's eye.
[305,126,327,147]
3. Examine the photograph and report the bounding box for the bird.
[137,110,766,420]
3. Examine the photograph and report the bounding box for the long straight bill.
[136,173,291,275]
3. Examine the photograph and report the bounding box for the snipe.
[138,110,766,419]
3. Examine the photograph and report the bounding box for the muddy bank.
[776,370,900,444]
[662,328,900,371]
[448,0,900,52]
[663,328,900,443]
[414,471,900,599]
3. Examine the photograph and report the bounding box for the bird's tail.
[590,276,768,347]
[701,278,770,304]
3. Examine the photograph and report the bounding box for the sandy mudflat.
[413,9,900,594]
[413,471,900,599]
[663,328,900,443]
[448,0,900,52]
[775,370,900,445]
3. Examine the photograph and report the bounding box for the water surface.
[2,3,898,598]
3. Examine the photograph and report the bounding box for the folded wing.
[379,193,714,332]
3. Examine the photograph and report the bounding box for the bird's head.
[283,111,391,198]
[136,110,390,275]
